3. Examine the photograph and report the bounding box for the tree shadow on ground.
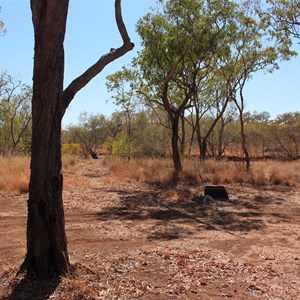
[94,185,292,241]
[3,275,60,300]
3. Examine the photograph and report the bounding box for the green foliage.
[271,112,300,159]
[135,0,232,96]
[131,111,170,157]
[106,67,141,135]
[63,112,110,158]
[112,132,133,158]
[103,136,115,155]
[62,143,80,155]
[0,72,32,155]
[263,0,300,42]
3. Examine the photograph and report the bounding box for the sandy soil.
[0,161,299,299]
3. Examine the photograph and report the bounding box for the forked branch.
[62,0,134,113]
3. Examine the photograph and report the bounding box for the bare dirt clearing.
[0,160,299,299]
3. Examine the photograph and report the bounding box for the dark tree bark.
[171,116,182,175]
[180,113,186,157]
[20,0,134,278]
[200,139,208,160]
[193,95,229,161]
[239,109,250,170]
[236,89,250,170]
[19,0,70,278]
[158,44,194,177]
[90,150,99,159]
[217,117,225,160]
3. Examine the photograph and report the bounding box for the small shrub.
[112,132,133,159]
[62,143,80,155]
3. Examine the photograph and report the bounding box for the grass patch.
[0,156,299,193]
[107,158,300,187]
[0,156,30,193]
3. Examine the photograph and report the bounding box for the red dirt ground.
[0,161,299,299]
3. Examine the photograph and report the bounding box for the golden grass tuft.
[261,161,300,186]
[108,158,176,184]
[62,154,80,170]
[0,156,30,193]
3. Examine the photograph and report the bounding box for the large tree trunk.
[20,0,70,277]
[20,0,133,278]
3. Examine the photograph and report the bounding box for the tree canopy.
[262,0,300,42]
[106,0,296,172]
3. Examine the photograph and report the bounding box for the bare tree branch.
[62,0,134,113]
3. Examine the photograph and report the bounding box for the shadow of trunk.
[4,275,60,300]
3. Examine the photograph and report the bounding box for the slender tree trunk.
[180,113,185,157]
[20,0,70,277]
[239,111,250,170]
[217,119,225,160]
[200,138,207,160]
[188,125,195,157]
[194,109,205,161]
[171,116,182,175]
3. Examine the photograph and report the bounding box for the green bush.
[112,132,133,158]
[62,143,80,155]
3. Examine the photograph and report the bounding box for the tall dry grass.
[108,158,300,187]
[0,156,30,193]
[0,155,83,193]
[0,156,299,193]
[107,158,176,184]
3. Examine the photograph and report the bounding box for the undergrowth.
[0,156,299,193]
[108,158,300,187]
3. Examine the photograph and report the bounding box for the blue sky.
[1,0,299,128]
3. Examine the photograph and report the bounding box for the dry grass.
[107,158,176,184]
[0,155,85,193]
[108,158,300,187]
[0,156,299,193]
[0,156,30,193]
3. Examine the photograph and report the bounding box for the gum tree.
[217,0,295,170]
[135,0,234,176]
[263,0,300,41]
[106,67,140,137]
[20,0,134,278]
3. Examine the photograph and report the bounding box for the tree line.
[2,72,299,162]
[61,109,300,162]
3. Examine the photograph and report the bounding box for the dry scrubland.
[0,156,300,193]
[0,156,299,299]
